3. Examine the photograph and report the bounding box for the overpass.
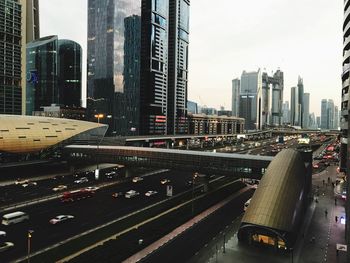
[64,145,273,178]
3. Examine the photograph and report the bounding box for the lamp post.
[94,114,104,179]
[27,230,34,263]
[192,172,198,215]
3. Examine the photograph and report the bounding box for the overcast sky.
[41,0,343,116]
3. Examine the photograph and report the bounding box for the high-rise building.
[239,70,262,130]
[316,116,321,129]
[290,87,299,126]
[309,113,316,129]
[321,99,328,129]
[140,0,169,135]
[303,93,310,129]
[232,78,240,117]
[187,100,198,114]
[0,0,39,115]
[297,76,304,126]
[282,101,290,124]
[334,106,339,129]
[327,99,335,129]
[26,36,82,114]
[342,1,350,252]
[167,0,190,135]
[261,70,284,126]
[87,0,141,135]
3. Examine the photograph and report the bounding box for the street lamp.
[27,230,34,263]
[192,172,199,215]
[94,114,104,179]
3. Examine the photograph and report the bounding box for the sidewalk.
[192,165,347,263]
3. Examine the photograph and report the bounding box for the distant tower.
[232,78,240,117]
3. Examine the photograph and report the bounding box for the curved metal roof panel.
[241,149,306,232]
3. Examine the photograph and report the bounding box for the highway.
[0,169,201,262]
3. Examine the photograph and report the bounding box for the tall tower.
[140,0,169,135]
[297,76,304,127]
[167,0,190,135]
[232,78,240,117]
[87,0,141,135]
[239,69,262,130]
[342,0,350,254]
[290,87,299,126]
[320,99,328,129]
[302,93,310,129]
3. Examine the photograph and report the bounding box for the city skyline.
[40,0,342,116]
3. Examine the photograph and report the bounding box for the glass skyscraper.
[140,0,190,135]
[87,0,141,135]
[26,36,82,114]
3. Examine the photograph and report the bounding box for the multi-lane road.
[0,168,201,262]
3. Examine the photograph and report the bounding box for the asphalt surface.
[0,169,198,262]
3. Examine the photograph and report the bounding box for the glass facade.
[168,0,190,135]
[58,40,82,108]
[26,36,82,115]
[26,35,59,115]
[87,0,141,136]
[0,0,22,115]
[140,0,169,135]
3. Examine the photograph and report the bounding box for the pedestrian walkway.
[192,164,347,263]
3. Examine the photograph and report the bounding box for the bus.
[61,189,95,202]
[2,211,29,226]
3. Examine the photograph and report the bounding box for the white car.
[49,215,74,225]
[14,179,28,185]
[0,231,5,238]
[125,190,140,198]
[0,242,14,252]
[145,190,158,197]
[22,181,37,188]
[160,179,170,185]
[74,177,89,184]
[52,185,67,192]
[132,177,144,183]
[85,186,99,192]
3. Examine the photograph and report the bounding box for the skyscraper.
[342,1,350,254]
[334,106,339,129]
[140,0,169,135]
[140,0,190,135]
[297,76,304,126]
[26,36,82,114]
[321,99,328,129]
[303,93,310,129]
[167,0,190,135]
[87,0,141,135]
[282,101,290,124]
[231,78,240,117]
[0,0,39,115]
[327,99,335,129]
[290,87,299,126]
[239,70,262,130]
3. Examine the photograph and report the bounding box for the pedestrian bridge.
[64,145,273,178]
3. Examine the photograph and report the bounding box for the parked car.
[0,242,14,253]
[145,190,158,197]
[132,177,144,183]
[49,215,74,225]
[74,177,89,184]
[0,231,5,238]
[52,185,68,192]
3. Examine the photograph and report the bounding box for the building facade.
[187,100,198,114]
[87,0,141,135]
[290,87,299,126]
[342,0,350,252]
[167,0,190,135]
[239,70,262,131]
[282,101,290,124]
[140,0,169,135]
[321,99,328,129]
[188,113,244,135]
[303,93,310,129]
[232,78,240,117]
[26,36,82,115]
[297,76,304,126]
